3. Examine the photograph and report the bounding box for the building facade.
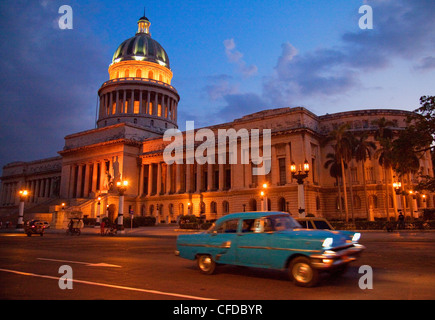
[0,16,433,227]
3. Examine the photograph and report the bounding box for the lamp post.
[95,196,101,228]
[291,160,310,218]
[116,180,128,234]
[409,190,418,219]
[261,183,269,211]
[16,190,29,230]
[393,181,402,215]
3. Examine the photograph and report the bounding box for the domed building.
[97,15,179,131]
[0,14,433,230]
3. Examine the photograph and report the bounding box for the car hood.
[278,229,351,248]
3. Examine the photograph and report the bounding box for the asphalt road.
[1,229,434,303]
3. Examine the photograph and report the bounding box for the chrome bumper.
[310,244,365,270]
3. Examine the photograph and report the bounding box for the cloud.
[224,38,258,78]
[202,74,239,101]
[262,0,435,107]
[414,56,435,71]
[0,1,107,171]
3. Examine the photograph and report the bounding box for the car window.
[298,220,309,228]
[241,219,256,233]
[313,220,332,230]
[216,219,239,233]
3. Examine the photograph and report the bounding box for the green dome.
[111,17,170,69]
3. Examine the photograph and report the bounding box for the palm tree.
[354,134,377,221]
[372,117,396,220]
[324,152,346,220]
[374,136,395,220]
[323,124,354,222]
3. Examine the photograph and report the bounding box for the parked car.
[175,211,364,287]
[296,217,334,230]
[24,220,46,237]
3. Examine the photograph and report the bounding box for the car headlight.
[352,232,361,242]
[322,237,333,249]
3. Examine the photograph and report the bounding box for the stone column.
[139,164,144,196]
[148,163,153,196]
[207,163,213,191]
[156,162,162,195]
[166,164,172,195]
[285,143,291,185]
[175,164,182,193]
[186,164,192,193]
[75,166,82,198]
[196,164,202,193]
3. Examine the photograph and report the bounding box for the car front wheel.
[197,255,216,275]
[289,256,319,287]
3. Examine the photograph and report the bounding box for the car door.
[235,218,272,267]
[207,218,239,264]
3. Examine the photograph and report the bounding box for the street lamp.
[95,195,101,228]
[393,181,402,214]
[16,189,29,229]
[116,180,128,233]
[260,183,269,211]
[291,160,310,217]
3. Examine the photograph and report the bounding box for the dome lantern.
[137,15,151,35]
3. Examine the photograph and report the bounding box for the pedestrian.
[398,211,405,229]
[100,220,106,235]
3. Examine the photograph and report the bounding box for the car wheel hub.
[293,262,313,283]
[199,256,212,271]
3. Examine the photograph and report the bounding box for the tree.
[324,152,346,220]
[372,117,396,220]
[354,133,377,221]
[323,124,354,222]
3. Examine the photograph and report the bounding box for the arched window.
[316,196,321,211]
[124,69,129,78]
[210,201,217,214]
[148,71,154,79]
[200,201,206,214]
[222,201,230,214]
[136,69,142,78]
[248,198,257,211]
[353,195,361,209]
[179,203,184,216]
[278,197,286,212]
[368,195,378,209]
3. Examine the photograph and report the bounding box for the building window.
[210,201,217,214]
[223,201,230,214]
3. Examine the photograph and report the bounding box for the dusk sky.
[0,0,434,174]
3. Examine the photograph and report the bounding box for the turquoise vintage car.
[175,212,365,287]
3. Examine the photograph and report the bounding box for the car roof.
[217,211,289,223]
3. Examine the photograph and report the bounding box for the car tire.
[289,256,319,287]
[197,254,216,275]
[26,233,32,237]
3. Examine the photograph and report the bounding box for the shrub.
[123,216,156,228]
